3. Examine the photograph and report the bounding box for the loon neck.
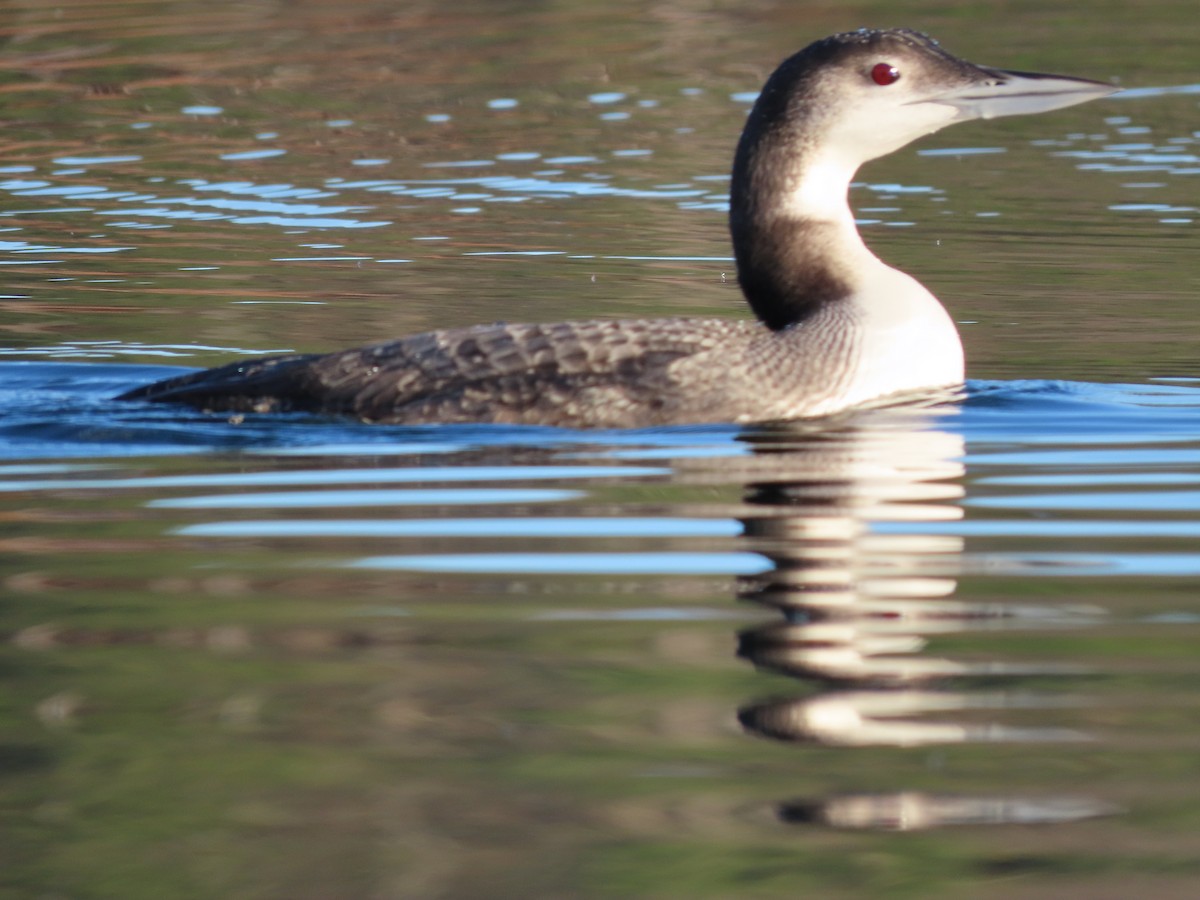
[730,132,884,331]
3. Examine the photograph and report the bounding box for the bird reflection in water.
[730,407,1118,831]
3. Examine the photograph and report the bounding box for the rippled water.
[3,2,1200,898]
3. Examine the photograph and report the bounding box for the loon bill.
[118,29,1117,428]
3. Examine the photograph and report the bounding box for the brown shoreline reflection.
[732,408,1116,831]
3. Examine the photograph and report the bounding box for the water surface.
[2,2,1200,898]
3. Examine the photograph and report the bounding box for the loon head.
[730,29,1116,330]
[741,28,1117,170]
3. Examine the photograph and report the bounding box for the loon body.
[119,29,1115,428]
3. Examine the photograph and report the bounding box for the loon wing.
[119,318,750,426]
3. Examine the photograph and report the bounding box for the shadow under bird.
[119,29,1116,428]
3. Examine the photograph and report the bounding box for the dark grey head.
[730,29,1116,330]
[738,29,1115,171]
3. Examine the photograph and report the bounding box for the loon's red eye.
[871,62,901,86]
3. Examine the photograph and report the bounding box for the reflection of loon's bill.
[745,604,1106,634]
[739,691,1093,747]
[778,792,1123,831]
[734,638,1094,686]
[741,583,1106,625]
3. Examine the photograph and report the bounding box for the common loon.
[119,29,1115,428]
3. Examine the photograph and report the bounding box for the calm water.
[2,2,1200,898]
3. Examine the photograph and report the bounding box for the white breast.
[845,264,965,406]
